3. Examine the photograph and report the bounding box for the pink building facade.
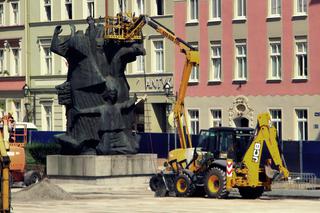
[174,0,320,140]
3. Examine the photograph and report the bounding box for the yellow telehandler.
[104,12,289,199]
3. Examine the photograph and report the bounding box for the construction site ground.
[11,176,320,213]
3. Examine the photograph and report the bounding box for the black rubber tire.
[238,186,264,199]
[174,174,195,197]
[204,167,229,198]
[149,174,168,197]
[149,174,164,192]
[24,171,41,186]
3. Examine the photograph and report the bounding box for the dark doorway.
[234,117,249,127]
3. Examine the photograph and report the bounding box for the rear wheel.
[174,174,195,197]
[238,186,264,199]
[24,171,41,186]
[204,168,228,198]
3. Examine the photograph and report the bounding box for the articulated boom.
[104,13,200,149]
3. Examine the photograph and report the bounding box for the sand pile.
[13,178,75,201]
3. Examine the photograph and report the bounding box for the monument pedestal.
[47,154,157,184]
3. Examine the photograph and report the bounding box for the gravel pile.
[13,178,75,201]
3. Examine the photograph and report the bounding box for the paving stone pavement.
[11,178,320,213]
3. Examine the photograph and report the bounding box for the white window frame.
[12,100,21,122]
[269,40,281,80]
[87,0,95,17]
[294,0,307,16]
[269,0,281,17]
[151,0,164,16]
[210,42,222,82]
[269,109,282,140]
[295,109,308,141]
[0,100,6,117]
[152,39,164,73]
[0,3,4,26]
[210,109,222,127]
[136,55,145,73]
[294,38,307,79]
[134,0,145,16]
[188,0,198,22]
[189,43,199,83]
[44,47,52,75]
[209,0,221,21]
[10,1,19,25]
[10,48,20,76]
[188,109,200,135]
[43,0,52,21]
[62,105,67,131]
[64,0,73,20]
[0,49,5,75]
[234,41,247,81]
[234,0,246,20]
[41,101,54,131]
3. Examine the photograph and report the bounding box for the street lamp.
[22,84,36,124]
[163,82,172,97]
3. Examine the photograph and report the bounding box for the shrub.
[26,143,61,165]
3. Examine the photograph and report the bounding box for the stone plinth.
[47,154,157,178]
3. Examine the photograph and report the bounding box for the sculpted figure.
[51,17,144,155]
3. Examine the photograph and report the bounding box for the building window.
[0,100,6,117]
[65,0,72,19]
[153,40,164,72]
[189,0,198,21]
[13,100,21,121]
[295,0,307,15]
[234,0,246,18]
[117,0,127,13]
[87,0,95,17]
[156,0,164,15]
[269,0,281,17]
[210,0,221,20]
[210,42,221,81]
[270,109,282,140]
[189,43,199,82]
[235,42,247,80]
[211,109,222,127]
[136,55,145,73]
[0,49,4,74]
[43,47,52,75]
[0,4,4,25]
[296,109,308,141]
[295,39,307,79]
[42,102,53,131]
[269,40,281,80]
[188,109,199,135]
[44,0,51,21]
[11,48,20,76]
[135,0,144,15]
[11,1,19,25]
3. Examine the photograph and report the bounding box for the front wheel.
[149,174,168,197]
[238,186,264,199]
[24,171,41,186]
[204,168,229,198]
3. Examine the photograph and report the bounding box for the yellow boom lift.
[105,13,289,199]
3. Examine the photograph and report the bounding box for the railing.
[273,172,318,190]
